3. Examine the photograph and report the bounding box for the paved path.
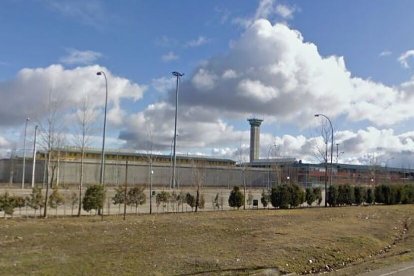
[359,260,414,276]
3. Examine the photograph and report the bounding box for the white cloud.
[222,69,238,79]
[0,64,147,127]
[119,102,248,153]
[155,35,178,47]
[398,50,414,68]
[237,79,279,102]
[185,36,210,48]
[0,136,10,148]
[161,51,179,62]
[191,69,217,91]
[60,49,102,65]
[379,50,392,57]
[115,17,414,160]
[255,0,277,20]
[151,76,175,93]
[233,0,296,27]
[0,136,12,158]
[256,127,414,166]
[44,0,107,29]
[275,4,295,19]
[174,19,414,127]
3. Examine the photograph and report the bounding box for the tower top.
[247,118,263,127]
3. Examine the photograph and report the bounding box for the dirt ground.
[0,203,413,275]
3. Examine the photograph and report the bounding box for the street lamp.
[97,71,108,185]
[171,71,184,189]
[31,125,38,188]
[22,117,30,189]
[314,113,334,207]
[150,165,154,214]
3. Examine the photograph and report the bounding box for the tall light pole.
[22,117,30,189]
[149,161,153,214]
[31,125,38,188]
[314,113,334,207]
[171,71,184,189]
[97,71,108,185]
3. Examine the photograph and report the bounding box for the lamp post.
[171,71,184,189]
[149,162,153,214]
[31,125,38,188]
[22,117,30,189]
[97,71,108,185]
[169,135,176,189]
[314,113,334,207]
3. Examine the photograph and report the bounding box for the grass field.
[0,205,413,275]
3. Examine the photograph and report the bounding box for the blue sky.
[1,0,414,168]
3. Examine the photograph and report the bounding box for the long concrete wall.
[0,159,273,189]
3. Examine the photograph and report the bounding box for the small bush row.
[258,184,322,209]
[327,184,414,206]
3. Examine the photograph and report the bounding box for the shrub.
[28,187,44,214]
[127,186,146,213]
[156,191,170,210]
[261,189,270,208]
[69,192,79,215]
[271,183,304,209]
[212,193,220,209]
[373,184,403,205]
[13,196,26,211]
[305,187,315,206]
[247,191,254,207]
[0,192,16,217]
[366,188,374,204]
[198,194,205,209]
[290,183,305,207]
[82,185,106,213]
[401,184,414,204]
[177,191,186,211]
[271,185,289,208]
[185,193,195,210]
[228,186,244,209]
[327,185,338,207]
[112,186,126,205]
[48,187,65,209]
[337,184,354,205]
[354,186,367,205]
[391,185,403,204]
[313,187,323,205]
[374,185,386,204]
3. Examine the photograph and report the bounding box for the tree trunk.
[44,152,52,218]
[195,188,200,212]
[78,149,84,217]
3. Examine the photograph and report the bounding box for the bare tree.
[313,120,333,207]
[144,126,158,214]
[38,91,66,218]
[313,120,331,164]
[73,97,96,216]
[191,159,206,212]
[236,141,249,210]
[8,144,17,185]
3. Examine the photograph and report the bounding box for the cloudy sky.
[1,0,414,168]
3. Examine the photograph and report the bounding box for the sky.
[1,0,414,168]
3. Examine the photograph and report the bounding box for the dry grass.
[0,205,413,275]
